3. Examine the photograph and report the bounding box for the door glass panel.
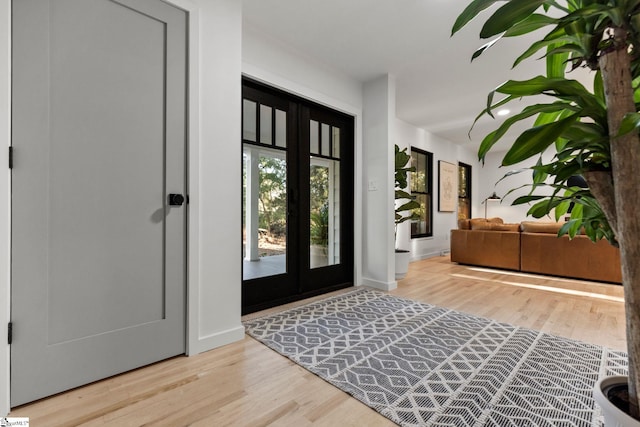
[260,105,273,145]
[243,100,257,142]
[243,145,287,280]
[310,120,319,155]
[275,109,286,148]
[310,158,340,269]
[321,123,331,157]
[332,127,340,158]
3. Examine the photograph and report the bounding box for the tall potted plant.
[453,0,640,423]
[394,144,420,279]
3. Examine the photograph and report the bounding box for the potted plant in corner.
[394,144,420,280]
[453,0,640,424]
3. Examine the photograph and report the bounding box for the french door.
[242,79,354,313]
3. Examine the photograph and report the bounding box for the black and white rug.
[243,288,628,426]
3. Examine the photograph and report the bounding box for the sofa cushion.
[471,222,520,231]
[490,223,521,232]
[469,219,487,230]
[458,219,471,230]
[520,221,564,234]
[471,221,493,230]
[469,217,503,230]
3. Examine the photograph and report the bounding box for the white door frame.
[0,0,204,415]
[0,0,10,416]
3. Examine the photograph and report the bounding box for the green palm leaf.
[480,0,548,38]
[451,0,504,36]
[502,115,578,165]
[504,13,557,37]
[478,102,578,160]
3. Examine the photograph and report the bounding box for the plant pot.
[395,249,410,280]
[594,376,640,427]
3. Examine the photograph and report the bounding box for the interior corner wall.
[394,120,479,261]
[362,75,396,290]
[188,0,245,354]
[241,25,364,286]
[0,0,9,417]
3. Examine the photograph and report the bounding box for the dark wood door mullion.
[298,106,311,292]
[271,104,277,148]
[287,101,300,293]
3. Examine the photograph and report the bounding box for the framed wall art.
[438,160,456,212]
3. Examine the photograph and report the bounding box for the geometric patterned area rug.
[243,288,628,426]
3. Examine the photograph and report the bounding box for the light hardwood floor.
[10,256,626,426]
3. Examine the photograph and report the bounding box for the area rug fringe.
[243,287,628,426]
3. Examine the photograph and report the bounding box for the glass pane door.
[300,105,353,296]
[242,79,353,314]
[243,146,287,280]
[242,82,300,313]
[309,121,341,269]
[242,93,290,281]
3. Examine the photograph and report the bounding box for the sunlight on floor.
[451,272,624,303]
[467,266,600,283]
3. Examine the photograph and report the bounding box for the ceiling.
[241,0,568,153]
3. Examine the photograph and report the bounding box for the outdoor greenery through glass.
[458,163,472,220]
[410,147,433,238]
[242,149,287,261]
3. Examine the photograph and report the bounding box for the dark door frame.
[241,78,354,314]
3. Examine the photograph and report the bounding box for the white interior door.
[11,0,187,406]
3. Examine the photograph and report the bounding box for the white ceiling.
[242,0,565,153]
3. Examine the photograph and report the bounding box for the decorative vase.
[594,376,640,427]
[395,249,410,280]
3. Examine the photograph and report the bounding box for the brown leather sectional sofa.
[450,218,622,283]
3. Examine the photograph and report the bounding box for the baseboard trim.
[192,325,245,355]
[361,277,397,291]
[411,251,446,262]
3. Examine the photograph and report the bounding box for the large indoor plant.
[394,144,420,279]
[452,0,640,422]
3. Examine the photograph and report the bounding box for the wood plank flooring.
[10,256,626,426]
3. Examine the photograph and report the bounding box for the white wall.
[394,120,479,261]
[478,150,558,224]
[242,26,362,112]
[361,75,397,290]
[242,24,365,286]
[1,0,245,415]
[188,0,245,354]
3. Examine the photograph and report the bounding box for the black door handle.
[168,193,185,206]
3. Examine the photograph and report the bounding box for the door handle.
[168,193,185,206]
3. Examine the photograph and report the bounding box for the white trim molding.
[1,0,10,417]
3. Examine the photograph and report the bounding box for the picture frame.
[438,160,456,212]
